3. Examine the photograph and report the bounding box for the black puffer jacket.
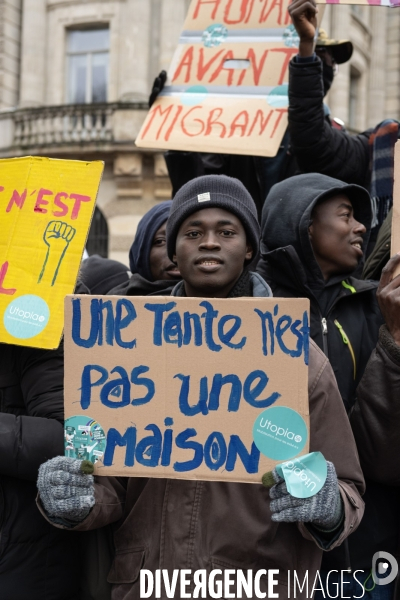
[0,342,82,600]
[288,57,372,189]
[257,173,399,572]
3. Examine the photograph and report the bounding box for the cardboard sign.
[391,141,400,271]
[0,157,103,349]
[136,0,299,157]
[64,295,310,483]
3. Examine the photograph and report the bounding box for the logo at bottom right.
[372,551,398,586]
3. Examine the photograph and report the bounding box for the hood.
[108,273,175,297]
[129,201,172,281]
[261,173,372,286]
[80,255,130,295]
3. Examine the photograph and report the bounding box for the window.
[349,67,360,131]
[67,28,109,104]
[86,207,109,257]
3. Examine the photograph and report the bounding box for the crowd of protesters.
[1,0,400,599]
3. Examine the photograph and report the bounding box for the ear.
[245,243,253,261]
[308,221,314,240]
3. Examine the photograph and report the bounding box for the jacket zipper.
[319,316,353,571]
[321,317,329,356]
[282,256,360,572]
[334,320,357,380]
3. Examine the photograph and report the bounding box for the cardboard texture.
[136,0,298,157]
[391,141,400,275]
[64,295,310,484]
[0,156,104,349]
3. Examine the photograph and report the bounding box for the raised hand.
[149,70,167,108]
[37,221,76,286]
[288,0,318,57]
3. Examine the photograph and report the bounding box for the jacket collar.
[261,245,378,298]
[171,272,273,298]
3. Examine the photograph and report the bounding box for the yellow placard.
[0,156,104,349]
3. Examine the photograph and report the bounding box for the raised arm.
[288,0,371,187]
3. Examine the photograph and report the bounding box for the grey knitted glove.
[37,456,95,523]
[268,461,343,530]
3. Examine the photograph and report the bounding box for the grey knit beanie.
[166,175,260,262]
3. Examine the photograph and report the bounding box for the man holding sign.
[37,176,364,599]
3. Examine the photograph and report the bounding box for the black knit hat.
[166,175,260,262]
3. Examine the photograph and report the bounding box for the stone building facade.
[0,0,399,263]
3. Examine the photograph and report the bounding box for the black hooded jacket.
[0,342,82,600]
[108,201,179,297]
[257,174,399,572]
[0,280,90,599]
[258,174,382,410]
[288,57,372,189]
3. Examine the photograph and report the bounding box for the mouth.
[195,256,223,272]
[350,238,363,254]
[165,265,181,279]
[350,239,364,256]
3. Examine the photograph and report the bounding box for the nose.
[353,219,367,235]
[199,231,221,249]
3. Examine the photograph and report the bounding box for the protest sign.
[64,295,310,484]
[0,156,103,349]
[136,0,298,157]
[391,141,400,272]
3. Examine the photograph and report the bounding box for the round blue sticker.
[276,452,327,498]
[201,24,228,48]
[267,84,289,109]
[253,406,308,461]
[64,416,106,464]
[181,85,209,106]
[3,294,50,339]
[283,24,300,48]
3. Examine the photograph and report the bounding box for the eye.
[221,229,236,236]
[186,230,201,238]
[152,237,166,247]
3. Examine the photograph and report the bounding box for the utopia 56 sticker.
[252,406,308,461]
[276,452,327,498]
[4,295,50,339]
[64,415,106,464]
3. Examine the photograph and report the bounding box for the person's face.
[315,47,338,95]
[315,47,336,69]
[174,207,253,298]
[149,222,181,281]
[308,194,367,281]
